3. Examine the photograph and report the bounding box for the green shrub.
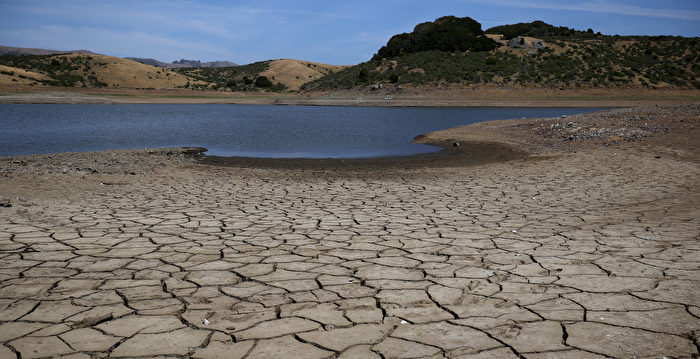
[254,76,273,87]
[372,16,497,60]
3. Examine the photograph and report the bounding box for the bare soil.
[0,104,698,358]
[1,85,698,106]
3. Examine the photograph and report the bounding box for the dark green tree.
[254,76,273,87]
[372,16,497,60]
[358,68,369,82]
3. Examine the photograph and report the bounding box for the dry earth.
[0,105,698,358]
[1,86,699,106]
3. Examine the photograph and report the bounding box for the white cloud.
[463,0,700,21]
[2,25,235,62]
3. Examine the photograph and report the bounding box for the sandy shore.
[1,86,699,107]
[0,104,698,358]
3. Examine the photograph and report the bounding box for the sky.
[1,0,699,65]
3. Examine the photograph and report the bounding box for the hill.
[372,16,497,60]
[0,45,95,56]
[126,57,237,68]
[173,59,346,91]
[0,53,205,88]
[303,17,699,91]
[0,45,340,92]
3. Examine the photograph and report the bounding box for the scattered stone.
[508,36,526,48]
[531,39,546,49]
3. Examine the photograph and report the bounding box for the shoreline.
[1,104,697,174]
[0,86,698,107]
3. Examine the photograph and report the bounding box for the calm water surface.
[0,104,602,158]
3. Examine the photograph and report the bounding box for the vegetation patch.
[0,54,108,87]
[173,61,286,92]
[373,16,498,60]
[303,18,699,91]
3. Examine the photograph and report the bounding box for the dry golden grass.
[260,59,348,90]
[71,54,204,88]
[0,54,204,89]
[0,64,51,85]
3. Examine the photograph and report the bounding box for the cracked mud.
[0,105,698,358]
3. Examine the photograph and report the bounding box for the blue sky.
[1,0,698,65]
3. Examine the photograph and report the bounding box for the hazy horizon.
[1,0,699,66]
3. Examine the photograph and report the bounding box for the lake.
[0,104,602,158]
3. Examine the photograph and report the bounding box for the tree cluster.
[372,16,498,60]
[486,21,598,39]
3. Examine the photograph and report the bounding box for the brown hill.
[261,59,348,90]
[0,65,51,85]
[84,55,204,88]
[0,53,204,89]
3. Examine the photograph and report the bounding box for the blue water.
[0,104,601,158]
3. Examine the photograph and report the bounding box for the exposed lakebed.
[1,104,601,158]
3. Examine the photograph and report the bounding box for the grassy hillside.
[261,59,347,90]
[0,53,204,89]
[0,51,345,92]
[303,19,699,91]
[2,19,696,93]
[174,59,346,91]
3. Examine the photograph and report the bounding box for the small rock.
[531,39,546,49]
[0,199,11,208]
[508,36,526,48]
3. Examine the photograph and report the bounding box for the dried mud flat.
[0,104,698,358]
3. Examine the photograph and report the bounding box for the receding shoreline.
[1,104,697,174]
[1,86,698,107]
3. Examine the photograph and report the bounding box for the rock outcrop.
[508,36,526,48]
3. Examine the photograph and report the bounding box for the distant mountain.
[0,45,96,56]
[124,57,179,68]
[172,59,201,67]
[126,57,237,68]
[203,60,238,68]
